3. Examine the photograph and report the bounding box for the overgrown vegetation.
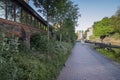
[0,0,79,80]
[85,8,120,42]
[93,17,114,41]
[97,48,120,63]
[0,33,73,80]
[32,0,79,42]
[86,8,120,63]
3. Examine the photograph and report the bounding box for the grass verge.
[96,48,120,63]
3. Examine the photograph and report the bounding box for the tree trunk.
[60,34,62,42]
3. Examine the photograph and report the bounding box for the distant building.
[86,27,93,40]
[77,30,84,41]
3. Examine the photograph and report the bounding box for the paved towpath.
[57,42,120,80]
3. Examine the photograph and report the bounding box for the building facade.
[86,27,93,40]
[0,0,47,30]
[77,30,84,41]
[0,0,48,48]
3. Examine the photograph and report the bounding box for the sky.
[29,0,120,31]
[71,0,120,31]
[29,0,46,19]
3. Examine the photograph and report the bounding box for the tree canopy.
[92,8,120,41]
[93,17,114,37]
[111,8,120,33]
[32,0,80,42]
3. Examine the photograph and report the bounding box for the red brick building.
[0,0,48,48]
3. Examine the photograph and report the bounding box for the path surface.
[57,42,120,80]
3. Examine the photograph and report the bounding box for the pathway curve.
[57,42,120,80]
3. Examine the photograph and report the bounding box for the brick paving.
[57,42,120,80]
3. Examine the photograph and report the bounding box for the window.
[45,26,48,31]
[34,18,37,26]
[36,20,39,27]
[31,16,34,26]
[21,9,27,24]
[38,22,41,28]
[39,22,41,29]
[26,12,28,25]
[0,0,6,19]
[41,24,43,29]
[44,26,46,30]
[7,0,15,21]
[15,3,21,22]
[27,14,31,25]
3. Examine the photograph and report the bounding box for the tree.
[111,8,120,33]
[93,17,114,42]
[32,0,79,43]
[55,1,79,42]
[32,0,58,40]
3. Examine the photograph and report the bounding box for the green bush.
[0,33,20,80]
[0,32,72,80]
[30,33,48,52]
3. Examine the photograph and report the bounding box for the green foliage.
[0,42,72,80]
[0,0,79,79]
[93,17,114,37]
[59,18,77,43]
[92,17,115,42]
[97,48,120,63]
[32,0,58,18]
[0,33,19,65]
[0,33,20,80]
[32,0,79,43]
[111,8,120,33]
[0,33,73,80]
[0,33,20,53]
[30,33,48,52]
[92,8,120,41]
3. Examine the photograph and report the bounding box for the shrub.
[0,32,73,80]
[30,33,48,52]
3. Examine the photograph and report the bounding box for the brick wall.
[0,18,45,48]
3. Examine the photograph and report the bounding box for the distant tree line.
[92,8,120,41]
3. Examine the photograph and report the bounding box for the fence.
[85,41,120,48]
